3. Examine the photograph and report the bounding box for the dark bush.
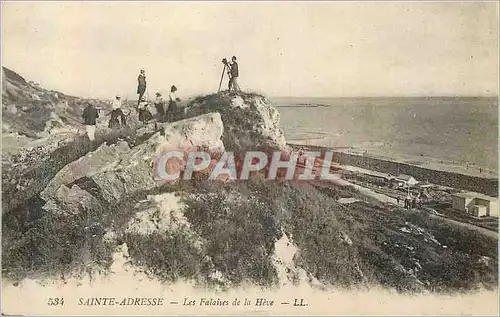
[123,230,205,283]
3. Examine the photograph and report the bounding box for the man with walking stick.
[137,69,147,105]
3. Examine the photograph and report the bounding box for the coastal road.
[334,178,398,204]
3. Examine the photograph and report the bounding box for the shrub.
[2,204,113,281]
[182,180,281,287]
[123,231,205,283]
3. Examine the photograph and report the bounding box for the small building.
[452,192,498,217]
[452,192,475,212]
[470,205,487,218]
[392,174,419,188]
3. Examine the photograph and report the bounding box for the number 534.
[47,297,64,306]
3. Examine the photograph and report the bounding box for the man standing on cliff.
[228,56,241,92]
[82,102,99,141]
[137,69,147,105]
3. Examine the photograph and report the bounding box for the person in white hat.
[112,95,122,110]
[109,95,126,128]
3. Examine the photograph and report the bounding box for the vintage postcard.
[1,1,499,316]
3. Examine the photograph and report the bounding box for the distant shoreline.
[288,142,498,196]
[271,96,499,100]
[288,141,497,179]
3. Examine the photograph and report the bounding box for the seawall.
[290,144,498,197]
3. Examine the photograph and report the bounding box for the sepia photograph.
[1,1,499,315]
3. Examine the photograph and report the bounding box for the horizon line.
[3,66,498,101]
[51,94,500,101]
[269,95,499,99]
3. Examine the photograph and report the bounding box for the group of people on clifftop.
[82,56,241,141]
[81,69,183,141]
[135,69,183,124]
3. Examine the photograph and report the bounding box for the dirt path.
[430,214,498,239]
[333,178,398,204]
[295,160,397,204]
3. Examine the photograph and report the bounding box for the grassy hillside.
[3,172,497,293]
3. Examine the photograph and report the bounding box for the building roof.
[452,192,498,201]
[452,192,476,199]
[396,174,416,181]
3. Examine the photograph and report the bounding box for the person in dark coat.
[82,102,99,141]
[137,69,146,105]
[167,85,181,122]
[154,92,166,122]
[138,97,152,123]
[228,56,241,92]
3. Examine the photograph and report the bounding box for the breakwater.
[290,144,498,196]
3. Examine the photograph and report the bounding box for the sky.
[2,1,499,99]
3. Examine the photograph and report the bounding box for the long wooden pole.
[217,64,226,93]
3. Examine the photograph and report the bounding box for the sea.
[271,97,498,173]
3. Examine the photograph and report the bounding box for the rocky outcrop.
[156,112,225,153]
[185,92,288,152]
[42,184,102,216]
[92,114,224,204]
[89,133,164,204]
[39,141,131,202]
[40,113,225,214]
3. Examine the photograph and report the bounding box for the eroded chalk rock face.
[92,114,225,203]
[252,95,287,150]
[89,133,164,204]
[39,141,131,202]
[156,112,225,153]
[271,231,323,288]
[185,92,288,152]
[39,113,225,213]
[42,184,101,215]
